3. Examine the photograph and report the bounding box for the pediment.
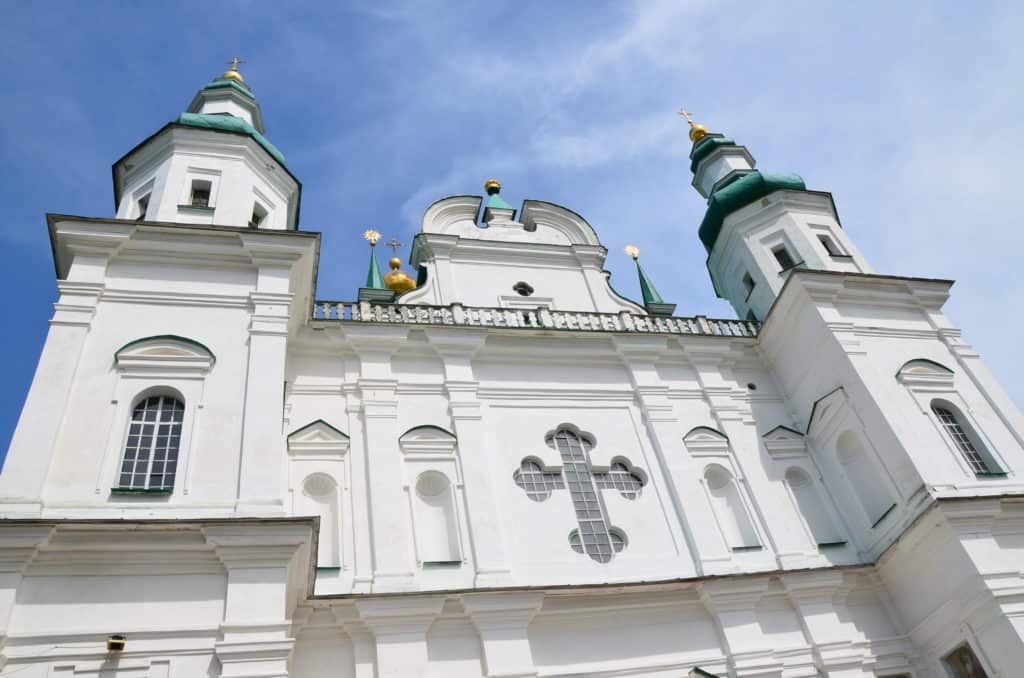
[806,387,848,439]
[115,335,215,374]
[896,358,955,389]
[683,426,730,457]
[288,420,350,456]
[762,426,807,459]
[400,425,457,455]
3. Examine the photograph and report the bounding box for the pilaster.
[612,335,700,575]
[355,597,444,678]
[425,328,512,586]
[346,326,415,590]
[0,526,54,669]
[462,593,543,678]
[782,571,866,677]
[236,290,293,514]
[0,281,102,511]
[205,522,314,678]
[699,578,783,678]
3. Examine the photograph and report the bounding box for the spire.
[625,245,676,316]
[363,230,385,289]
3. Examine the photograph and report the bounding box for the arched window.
[785,467,844,546]
[301,473,341,567]
[931,401,1000,475]
[836,431,894,527]
[704,464,760,550]
[118,395,184,491]
[414,471,461,564]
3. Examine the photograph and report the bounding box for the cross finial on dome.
[678,108,708,143]
[221,57,247,84]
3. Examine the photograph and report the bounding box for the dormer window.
[136,193,150,221]
[772,245,797,271]
[190,180,212,208]
[249,202,268,229]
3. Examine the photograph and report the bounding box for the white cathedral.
[0,62,1020,678]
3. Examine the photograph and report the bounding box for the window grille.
[514,459,564,501]
[594,462,643,499]
[933,405,991,474]
[550,429,619,563]
[118,395,183,491]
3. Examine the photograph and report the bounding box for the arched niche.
[703,463,760,550]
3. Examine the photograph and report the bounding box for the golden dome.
[688,123,708,143]
[484,178,502,195]
[384,257,417,294]
[221,57,246,84]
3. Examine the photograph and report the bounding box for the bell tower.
[683,111,872,321]
[111,60,300,231]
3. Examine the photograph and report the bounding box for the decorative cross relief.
[514,428,645,563]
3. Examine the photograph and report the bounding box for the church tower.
[111,59,300,230]
[683,112,872,321]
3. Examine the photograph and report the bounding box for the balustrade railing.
[311,301,759,338]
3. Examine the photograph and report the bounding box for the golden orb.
[221,68,245,84]
[484,178,502,195]
[384,256,417,294]
[688,123,708,143]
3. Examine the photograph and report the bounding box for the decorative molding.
[684,426,731,457]
[399,425,457,456]
[896,358,955,390]
[762,425,808,459]
[287,420,350,457]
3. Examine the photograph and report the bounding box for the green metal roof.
[202,78,256,100]
[636,261,665,305]
[173,112,286,166]
[698,170,806,252]
[365,247,385,289]
[485,192,514,211]
[689,135,737,174]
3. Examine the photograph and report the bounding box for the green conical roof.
[365,247,385,289]
[636,260,665,305]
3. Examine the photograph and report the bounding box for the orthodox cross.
[679,109,697,125]
[514,428,645,563]
[226,56,245,71]
[384,238,403,255]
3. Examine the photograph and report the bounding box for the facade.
[0,65,1022,678]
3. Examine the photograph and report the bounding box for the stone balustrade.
[311,301,759,338]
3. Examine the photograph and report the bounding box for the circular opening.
[416,470,450,498]
[512,281,534,297]
[747,383,757,390]
[303,473,336,498]
[704,465,732,491]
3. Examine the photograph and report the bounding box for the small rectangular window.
[818,234,843,256]
[772,245,797,271]
[190,180,212,208]
[943,644,989,677]
[249,202,268,229]
[136,193,150,221]
[742,272,755,299]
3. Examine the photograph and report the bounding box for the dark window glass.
[119,395,184,491]
[933,405,992,474]
[772,246,796,270]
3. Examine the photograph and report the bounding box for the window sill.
[828,253,854,260]
[422,560,462,568]
[975,471,1008,478]
[778,261,806,276]
[110,487,173,496]
[817,541,848,549]
[177,204,215,212]
[731,545,763,553]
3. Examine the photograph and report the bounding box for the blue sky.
[2,1,1023,457]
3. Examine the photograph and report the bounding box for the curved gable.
[115,335,215,373]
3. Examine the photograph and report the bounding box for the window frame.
[114,393,186,493]
[98,337,214,499]
[931,400,1004,477]
[771,244,798,271]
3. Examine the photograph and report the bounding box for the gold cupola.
[221,57,246,84]
[382,238,417,295]
[679,109,707,143]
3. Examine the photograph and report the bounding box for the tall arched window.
[704,464,760,550]
[931,401,1000,475]
[118,395,184,491]
[785,467,843,546]
[414,471,461,564]
[836,431,894,527]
